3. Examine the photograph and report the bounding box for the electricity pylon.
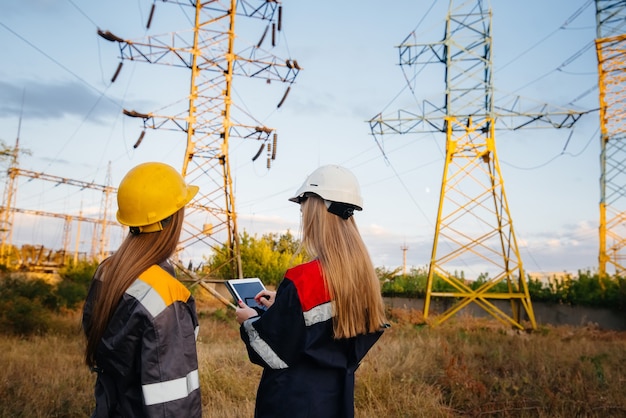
[596,0,626,278]
[0,166,117,267]
[4,207,120,265]
[98,1,300,279]
[0,123,21,266]
[369,0,589,329]
[0,97,117,268]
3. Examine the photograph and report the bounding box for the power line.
[65,0,99,27]
[500,126,598,171]
[498,0,594,72]
[0,21,115,106]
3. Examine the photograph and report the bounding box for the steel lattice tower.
[370,0,589,329]
[596,0,626,277]
[0,131,20,266]
[99,1,300,278]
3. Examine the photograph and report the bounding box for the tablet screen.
[226,278,267,310]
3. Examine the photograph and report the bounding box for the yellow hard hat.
[116,162,199,233]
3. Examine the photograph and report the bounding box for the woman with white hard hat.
[82,162,202,417]
[235,164,388,418]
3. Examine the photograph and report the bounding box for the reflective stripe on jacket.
[240,259,384,418]
[83,262,202,417]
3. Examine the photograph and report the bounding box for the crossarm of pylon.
[398,40,446,66]
[123,110,188,132]
[368,105,448,137]
[493,101,591,130]
[107,30,300,84]
[119,34,192,66]
[233,54,300,83]
[230,0,281,21]
[369,99,590,138]
[0,206,119,226]
[8,168,114,193]
[146,1,280,23]
[124,108,275,142]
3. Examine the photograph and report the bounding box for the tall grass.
[1,304,625,417]
[0,313,93,418]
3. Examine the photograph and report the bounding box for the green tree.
[380,266,429,297]
[204,230,306,286]
[56,260,98,309]
[0,276,55,334]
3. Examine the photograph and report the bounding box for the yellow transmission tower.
[0,167,118,267]
[596,1,626,277]
[98,1,300,279]
[6,207,120,267]
[369,0,590,330]
[0,110,117,267]
[0,123,21,266]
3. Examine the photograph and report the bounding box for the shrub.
[0,276,58,310]
[56,261,97,309]
[0,295,50,335]
[380,269,626,311]
[0,261,95,334]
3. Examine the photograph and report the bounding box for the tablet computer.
[225,278,268,311]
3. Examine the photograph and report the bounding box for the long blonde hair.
[84,208,185,367]
[300,196,386,338]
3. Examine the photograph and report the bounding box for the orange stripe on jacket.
[139,265,190,306]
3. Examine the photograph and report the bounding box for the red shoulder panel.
[285,259,330,312]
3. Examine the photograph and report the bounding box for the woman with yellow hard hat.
[82,162,202,417]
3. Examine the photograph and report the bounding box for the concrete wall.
[384,297,626,331]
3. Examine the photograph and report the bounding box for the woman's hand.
[254,290,276,309]
[235,301,259,324]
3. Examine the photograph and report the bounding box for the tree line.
[1,231,624,335]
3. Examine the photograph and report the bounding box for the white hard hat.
[289,165,363,211]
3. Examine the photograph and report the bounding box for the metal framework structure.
[0,134,117,267]
[596,0,626,277]
[99,0,300,279]
[0,136,20,265]
[369,0,589,329]
[2,207,120,266]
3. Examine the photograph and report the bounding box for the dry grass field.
[1,296,626,418]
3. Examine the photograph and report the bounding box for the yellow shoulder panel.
[139,264,191,306]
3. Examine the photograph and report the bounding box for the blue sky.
[0,0,602,277]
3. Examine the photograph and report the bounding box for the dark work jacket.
[82,262,202,417]
[239,260,384,418]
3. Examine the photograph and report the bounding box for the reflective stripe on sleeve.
[243,317,288,369]
[142,369,200,406]
[126,267,192,319]
[125,279,167,318]
[302,301,333,326]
